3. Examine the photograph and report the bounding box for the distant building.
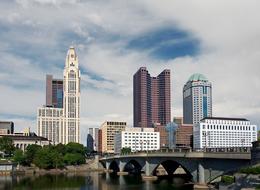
[153,123,168,148]
[173,117,183,126]
[193,117,257,149]
[114,127,160,153]
[0,121,14,135]
[176,124,193,148]
[183,73,212,125]
[0,128,50,151]
[37,47,81,144]
[133,67,171,128]
[98,129,102,153]
[87,128,99,151]
[100,121,126,153]
[46,75,63,108]
[37,106,63,144]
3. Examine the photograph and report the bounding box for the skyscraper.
[37,46,81,144]
[183,73,212,125]
[133,67,171,128]
[63,47,81,144]
[46,75,63,108]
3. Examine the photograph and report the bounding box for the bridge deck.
[100,152,251,161]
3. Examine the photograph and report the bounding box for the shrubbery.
[239,166,260,174]
[13,142,86,169]
[221,175,234,185]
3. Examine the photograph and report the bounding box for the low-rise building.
[193,117,257,149]
[114,127,160,153]
[154,123,168,148]
[100,121,126,153]
[176,124,193,148]
[0,121,14,135]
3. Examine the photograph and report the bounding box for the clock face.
[71,54,74,58]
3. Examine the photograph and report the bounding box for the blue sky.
[0,0,260,143]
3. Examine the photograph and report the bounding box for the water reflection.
[0,172,193,190]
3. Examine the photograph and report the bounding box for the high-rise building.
[100,121,126,153]
[193,117,257,149]
[183,73,212,125]
[37,46,81,144]
[63,47,81,144]
[46,75,63,108]
[37,106,63,144]
[133,67,171,128]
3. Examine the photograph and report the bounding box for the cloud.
[0,0,260,144]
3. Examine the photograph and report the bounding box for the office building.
[37,47,81,144]
[173,117,183,126]
[46,75,63,108]
[98,129,102,153]
[0,121,14,135]
[87,128,99,151]
[100,121,126,153]
[133,67,171,128]
[175,124,193,148]
[114,127,160,153]
[153,123,168,148]
[193,117,257,149]
[183,73,212,125]
[37,106,63,144]
[63,46,81,144]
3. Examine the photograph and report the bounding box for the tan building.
[100,121,126,153]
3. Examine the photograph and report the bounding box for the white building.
[63,46,81,144]
[114,127,160,153]
[193,117,257,149]
[37,106,63,144]
[183,73,212,125]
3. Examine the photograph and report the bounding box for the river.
[0,172,194,190]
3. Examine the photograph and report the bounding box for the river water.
[0,172,193,190]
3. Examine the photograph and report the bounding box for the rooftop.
[188,73,208,82]
[202,117,249,121]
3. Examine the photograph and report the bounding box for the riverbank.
[13,164,105,176]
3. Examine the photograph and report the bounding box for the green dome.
[188,73,208,82]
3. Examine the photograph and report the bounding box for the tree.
[25,144,41,165]
[121,147,131,155]
[13,149,26,165]
[0,136,15,157]
[64,153,85,165]
[34,147,52,169]
[66,142,85,154]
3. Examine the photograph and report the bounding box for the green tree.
[25,144,41,165]
[54,143,66,156]
[13,149,26,165]
[66,142,85,154]
[64,153,85,165]
[34,147,52,169]
[121,147,131,155]
[49,149,63,168]
[0,136,15,157]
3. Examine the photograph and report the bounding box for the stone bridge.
[99,151,251,184]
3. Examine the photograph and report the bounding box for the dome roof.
[188,73,208,82]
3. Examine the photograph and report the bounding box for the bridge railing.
[116,147,251,156]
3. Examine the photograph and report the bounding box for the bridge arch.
[109,160,119,173]
[123,159,143,174]
[150,159,194,181]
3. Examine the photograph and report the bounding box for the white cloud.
[0,0,260,144]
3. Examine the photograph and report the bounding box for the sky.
[0,0,260,144]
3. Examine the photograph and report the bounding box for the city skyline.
[0,1,260,143]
